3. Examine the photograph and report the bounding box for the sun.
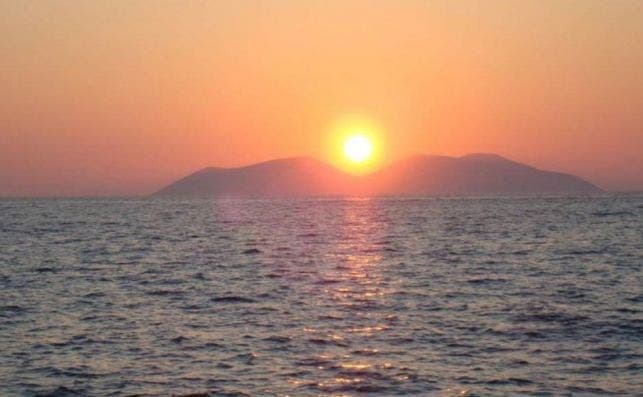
[328,115,382,171]
[343,134,373,163]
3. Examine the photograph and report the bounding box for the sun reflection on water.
[291,198,405,394]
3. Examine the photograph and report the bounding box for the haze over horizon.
[2,1,643,196]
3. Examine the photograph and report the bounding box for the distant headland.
[153,153,603,198]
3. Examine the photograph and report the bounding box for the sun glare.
[329,115,382,172]
[343,134,373,163]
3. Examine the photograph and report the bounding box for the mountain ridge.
[153,154,603,198]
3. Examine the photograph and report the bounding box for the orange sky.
[1,0,642,196]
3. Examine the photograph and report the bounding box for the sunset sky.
[1,0,642,196]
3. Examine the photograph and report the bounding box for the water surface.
[1,196,641,395]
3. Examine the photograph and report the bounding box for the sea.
[0,196,641,396]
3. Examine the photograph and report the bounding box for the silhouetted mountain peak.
[459,153,511,162]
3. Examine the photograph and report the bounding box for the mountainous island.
[153,153,602,198]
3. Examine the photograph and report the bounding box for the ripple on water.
[211,296,256,303]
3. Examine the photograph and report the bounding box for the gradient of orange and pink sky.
[1,0,642,196]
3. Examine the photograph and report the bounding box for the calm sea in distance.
[1,196,641,396]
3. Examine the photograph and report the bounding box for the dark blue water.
[1,196,641,396]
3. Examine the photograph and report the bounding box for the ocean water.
[0,196,641,396]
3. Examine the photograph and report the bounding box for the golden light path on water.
[313,199,391,392]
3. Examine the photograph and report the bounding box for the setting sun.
[343,134,373,163]
[328,115,383,173]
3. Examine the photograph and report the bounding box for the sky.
[1,0,642,196]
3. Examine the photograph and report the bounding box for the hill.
[364,153,602,196]
[154,157,357,198]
